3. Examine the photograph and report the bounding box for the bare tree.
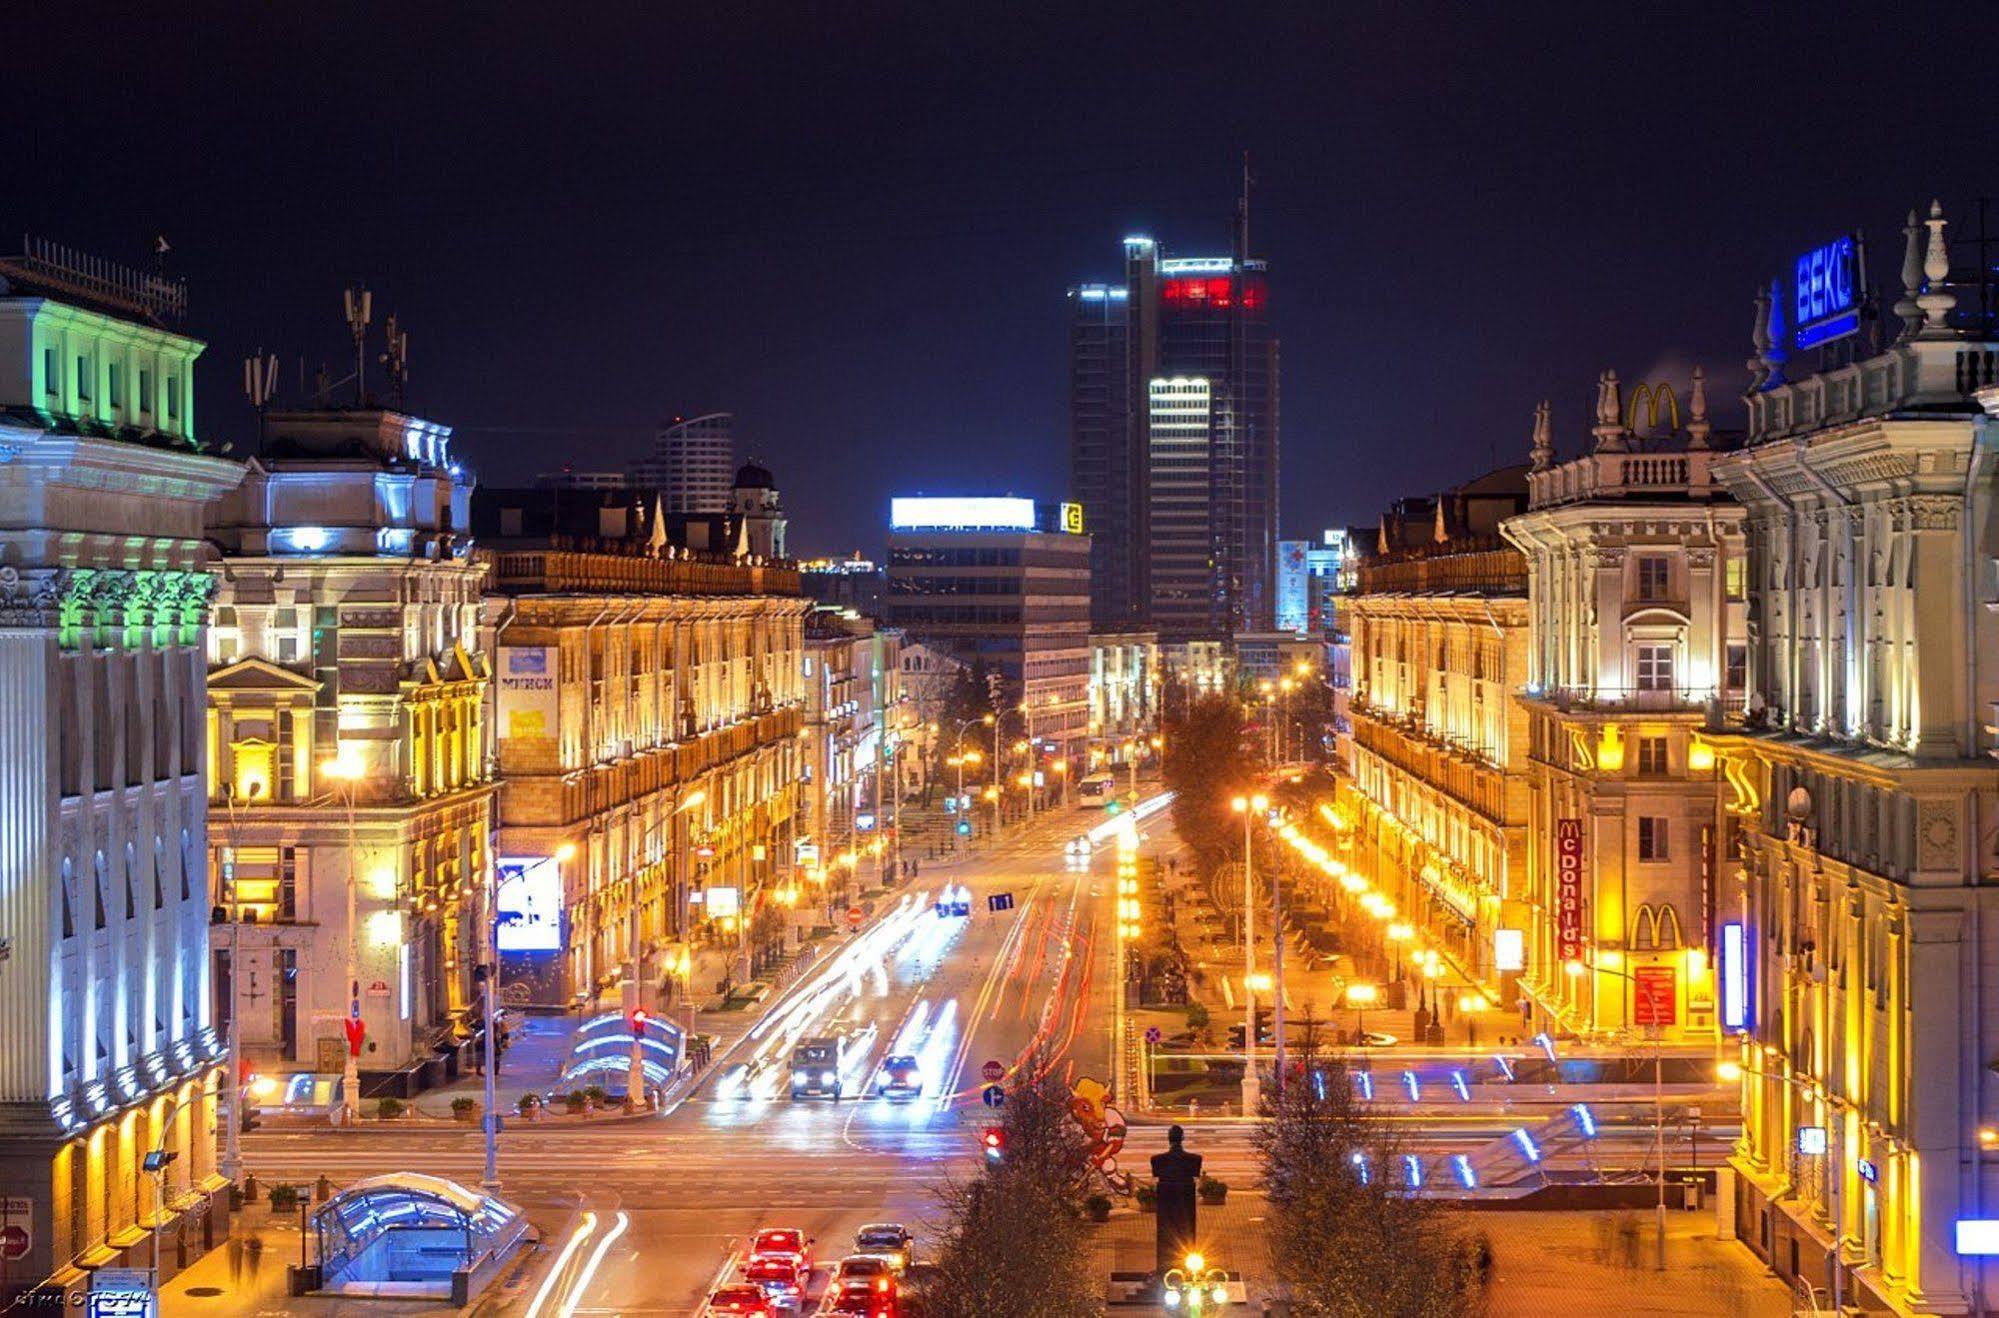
[1255,1036,1483,1317]
[910,1067,1100,1317]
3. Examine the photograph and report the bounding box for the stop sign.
[845,906,866,930]
[981,1060,1005,1083]
[0,1223,28,1262]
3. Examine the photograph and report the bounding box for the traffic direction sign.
[981,1084,1006,1109]
[981,1060,1005,1083]
[845,905,866,930]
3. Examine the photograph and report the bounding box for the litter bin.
[1681,1179,1703,1211]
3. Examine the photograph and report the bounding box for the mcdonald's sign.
[1556,819,1585,961]
[1624,383,1681,435]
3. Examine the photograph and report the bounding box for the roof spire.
[1433,496,1449,544]
[1529,400,1554,471]
[1592,369,1629,453]
[1377,515,1389,556]
[1894,207,1924,341]
[648,492,668,555]
[1686,366,1712,450]
[1916,198,1957,339]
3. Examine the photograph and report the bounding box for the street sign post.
[1144,1026,1162,1045]
[0,1195,30,1262]
[845,905,866,930]
[987,892,1014,913]
[981,1059,1005,1083]
[981,1084,1005,1109]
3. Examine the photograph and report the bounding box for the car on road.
[852,1223,913,1271]
[819,1290,896,1317]
[744,1258,804,1310]
[790,1037,849,1099]
[706,1283,776,1317]
[873,1054,922,1101]
[832,1255,895,1290]
[749,1227,812,1272]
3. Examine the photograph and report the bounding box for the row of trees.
[1161,694,1255,877]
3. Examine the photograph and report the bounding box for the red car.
[744,1257,803,1309]
[750,1228,811,1272]
[823,1289,897,1318]
[704,1284,773,1317]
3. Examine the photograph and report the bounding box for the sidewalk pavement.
[1086,1194,1793,1315]
[156,1204,442,1318]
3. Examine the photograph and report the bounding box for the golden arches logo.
[1625,382,1681,435]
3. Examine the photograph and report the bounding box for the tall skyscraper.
[631,412,735,513]
[1068,231,1279,639]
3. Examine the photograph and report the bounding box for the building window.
[106,362,121,409]
[1637,736,1669,776]
[1725,644,1747,692]
[44,347,58,395]
[1638,816,1669,861]
[75,355,93,402]
[139,368,153,412]
[1725,556,1746,600]
[166,375,180,420]
[1637,556,1670,601]
[1636,643,1675,692]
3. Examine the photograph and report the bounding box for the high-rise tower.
[632,412,735,514]
[1067,231,1278,639]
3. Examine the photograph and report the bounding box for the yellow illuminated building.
[1502,374,1744,1044]
[1343,479,1532,992]
[1700,218,1999,1315]
[205,405,495,1079]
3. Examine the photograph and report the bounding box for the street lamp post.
[321,755,367,1124]
[144,1095,183,1289]
[1229,793,1269,1114]
[1345,981,1379,1046]
[217,780,262,1184]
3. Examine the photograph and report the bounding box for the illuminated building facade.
[205,407,491,1089]
[884,497,1092,762]
[1705,204,1999,1314]
[1087,631,1159,755]
[1068,235,1279,638]
[1341,470,1532,988]
[475,488,807,1005]
[0,242,242,1297]
[1502,376,1745,1044]
[802,612,905,904]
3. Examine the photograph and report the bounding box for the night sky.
[6,4,1983,556]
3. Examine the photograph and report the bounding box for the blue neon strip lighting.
[1796,309,1860,350]
[1572,1104,1597,1139]
[1720,922,1749,1032]
[1453,1154,1476,1188]
[1513,1129,1541,1163]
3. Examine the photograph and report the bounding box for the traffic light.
[982,1126,1004,1161]
[627,1007,649,1038]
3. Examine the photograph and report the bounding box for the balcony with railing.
[1356,538,1526,597]
[1526,449,1725,510]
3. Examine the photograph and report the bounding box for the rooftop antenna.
[242,348,278,451]
[342,285,372,406]
[379,312,409,408]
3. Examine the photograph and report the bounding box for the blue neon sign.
[1793,235,1860,350]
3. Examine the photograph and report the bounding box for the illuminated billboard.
[496,857,563,953]
[890,497,1036,531]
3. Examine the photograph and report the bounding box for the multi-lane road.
[240,797,1741,1314]
[243,805,1123,1313]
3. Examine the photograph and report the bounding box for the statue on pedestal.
[1150,1123,1202,1276]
